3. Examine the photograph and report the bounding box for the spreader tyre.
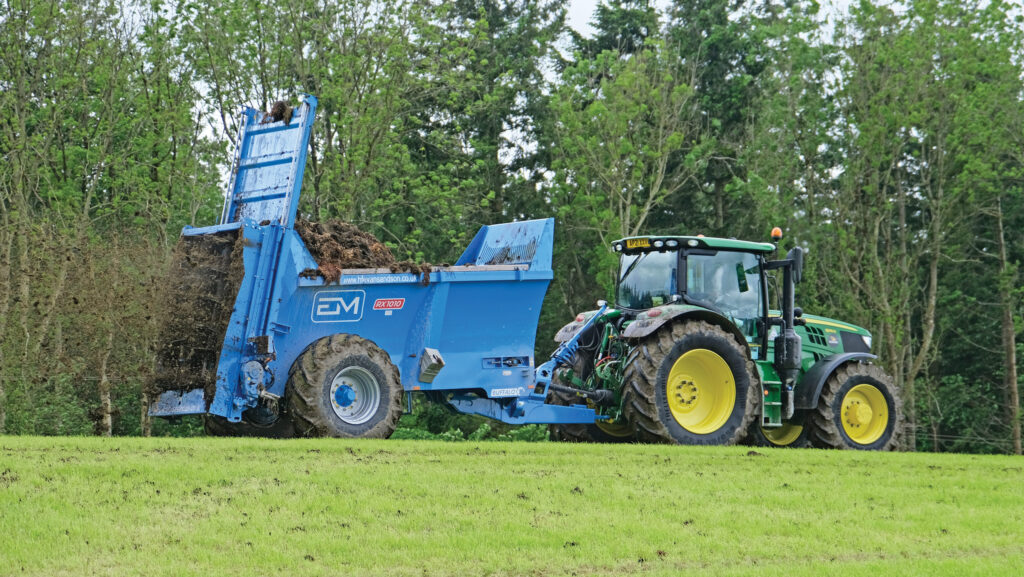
[809,362,902,450]
[622,320,757,445]
[203,410,296,439]
[747,410,812,448]
[287,334,404,438]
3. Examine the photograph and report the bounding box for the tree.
[0,0,218,435]
[661,0,767,235]
[545,34,712,334]
[570,0,660,59]
[824,0,1024,450]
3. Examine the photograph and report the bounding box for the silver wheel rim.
[329,366,381,425]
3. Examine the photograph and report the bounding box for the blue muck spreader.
[149,95,594,438]
[151,94,902,449]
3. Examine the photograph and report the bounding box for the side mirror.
[786,247,804,284]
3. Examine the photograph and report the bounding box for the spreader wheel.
[286,334,404,438]
[203,410,296,439]
[622,320,757,445]
[809,362,902,450]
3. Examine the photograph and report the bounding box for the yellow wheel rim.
[666,349,736,434]
[595,419,634,438]
[762,422,803,446]
[840,383,889,445]
[584,397,633,439]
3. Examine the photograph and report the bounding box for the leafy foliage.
[1,0,1023,453]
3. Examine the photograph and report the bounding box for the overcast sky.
[566,0,601,36]
[565,0,855,38]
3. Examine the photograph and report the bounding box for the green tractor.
[549,230,902,450]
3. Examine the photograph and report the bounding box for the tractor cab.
[612,233,805,395]
[611,235,777,336]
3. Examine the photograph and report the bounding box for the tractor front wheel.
[286,334,404,438]
[622,320,757,445]
[809,362,902,450]
[747,410,812,448]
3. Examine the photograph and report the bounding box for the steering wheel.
[687,291,740,318]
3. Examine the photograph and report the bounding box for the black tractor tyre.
[621,320,758,445]
[203,412,296,439]
[547,388,636,443]
[546,347,635,443]
[286,334,404,438]
[746,410,812,448]
[808,362,902,451]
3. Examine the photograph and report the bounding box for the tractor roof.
[612,235,777,254]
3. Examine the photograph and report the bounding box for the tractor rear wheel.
[622,320,757,445]
[548,351,635,443]
[286,334,404,438]
[747,410,811,448]
[809,362,902,450]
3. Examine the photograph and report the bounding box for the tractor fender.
[794,352,878,410]
[554,309,601,343]
[621,306,750,355]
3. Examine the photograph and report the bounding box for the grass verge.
[1,437,1022,576]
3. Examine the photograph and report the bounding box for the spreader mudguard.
[794,352,877,410]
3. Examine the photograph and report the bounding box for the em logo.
[311,290,365,323]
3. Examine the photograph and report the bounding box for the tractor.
[547,231,903,450]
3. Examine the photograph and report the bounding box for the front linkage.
[534,302,613,406]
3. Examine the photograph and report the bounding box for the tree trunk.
[98,330,115,437]
[141,391,152,437]
[0,213,13,434]
[16,218,31,364]
[903,176,944,452]
[995,198,1022,455]
[0,375,5,434]
[898,176,914,449]
[713,178,725,232]
[30,236,70,359]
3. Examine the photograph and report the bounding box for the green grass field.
[1,437,1022,576]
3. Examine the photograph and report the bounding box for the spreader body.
[149,95,596,427]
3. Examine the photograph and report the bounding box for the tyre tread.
[621,320,758,445]
[808,362,903,451]
[286,334,404,439]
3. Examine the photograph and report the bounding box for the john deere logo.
[626,238,650,249]
[312,290,364,323]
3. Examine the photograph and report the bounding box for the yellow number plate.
[626,238,650,249]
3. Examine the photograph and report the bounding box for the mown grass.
[1,437,1022,576]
